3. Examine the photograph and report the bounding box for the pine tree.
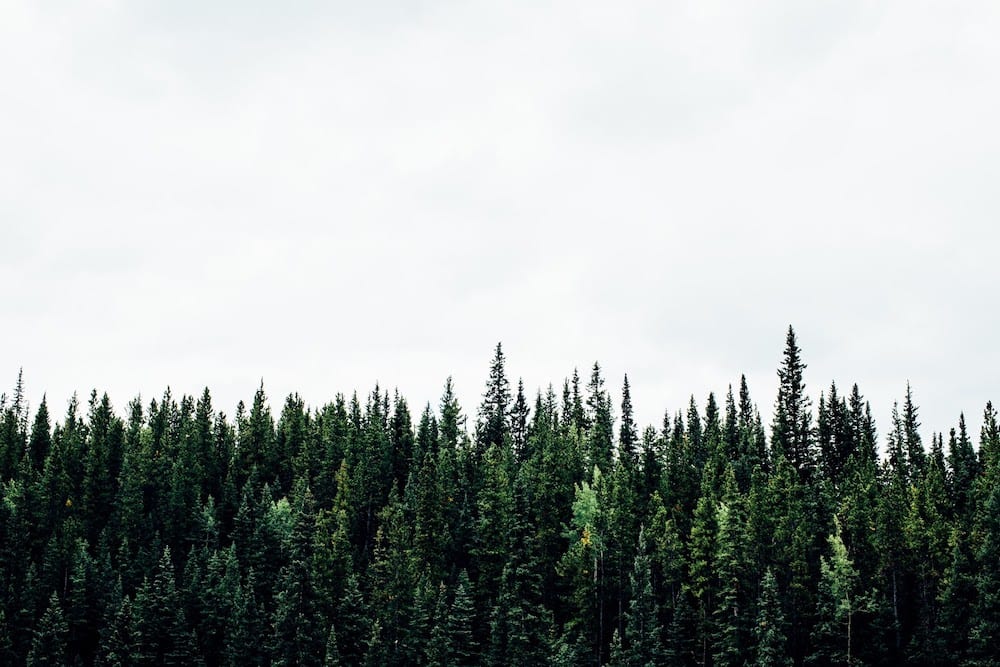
[367,487,417,666]
[271,486,325,667]
[131,547,196,665]
[511,379,530,462]
[935,525,975,663]
[99,594,138,667]
[901,384,926,482]
[335,573,369,666]
[26,396,51,473]
[558,470,604,666]
[619,375,638,464]
[712,467,749,667]
[810,520,870,666]
[0,370,28,482]
[586,363,615,474]
[446,570,478,666]
[947,414,978,520]
[980,401,1000,475]
[737,375,766,487]
[425,583,450,666]
[664,585,697,667]
[625,529,665,667]
[0,607,11,666]
[28,591,69,667]
[968,482,1000,665]
[473,441,515,614]
[687,466,720,667]
[476,343,512,454]
[752,569,792,667]
[324,623,342,667]
[771,326,814,477]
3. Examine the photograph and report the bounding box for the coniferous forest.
[2,327,999,666]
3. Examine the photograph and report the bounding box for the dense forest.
[1,327,998,666]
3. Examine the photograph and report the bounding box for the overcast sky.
[2,1,998,445]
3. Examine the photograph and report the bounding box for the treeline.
[1,327,998,666]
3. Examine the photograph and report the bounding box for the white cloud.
[2,0,998,442]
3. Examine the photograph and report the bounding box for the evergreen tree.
[446,570,478,666]
[980,401,1000,474]
[367,488,417,666]
[4,331,1000,665]
[26,396,51,473]
[752,569,792,667]
[947,415,978,520]
[324,624,342,667]
[968,482,1000,665]
[712,467,750,667]
[901,384,926,482]
[665,585,697,667]
[28,591,69,667]
[511,379,530,462]
[935,525,975,663]
[586,363,615,474]
[619,374,638,464]
[335,573,369,666]
[98,595,138,667]
[625,529,665,667]
[476,343,512,454]
[687,473,716,667]
[131,547,196,665]
[809,520,870,666]
[771,326,814,477]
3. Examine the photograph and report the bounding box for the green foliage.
[752,569,792,667]
[0,335,992,664]
[28,592,68,667]
[809,520,872,665]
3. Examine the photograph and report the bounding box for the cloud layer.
[3,1,998,440]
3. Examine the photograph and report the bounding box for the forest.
[0,326,998,666]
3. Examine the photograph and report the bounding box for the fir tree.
[771,326,813,477]
[752,569,792,667]
[809,520,870,666]
[619,374,638,464]
[476,343,512,454]
[27,591,68,667]
[625,529,666,667]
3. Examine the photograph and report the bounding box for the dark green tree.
[624,529,665,667]
[476,343,511,455]
[771,326,814,477]
[752,569,792,667]
[27,591,68,667]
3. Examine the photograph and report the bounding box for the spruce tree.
[810,521,869,666]
[131,547,196,665]
[712,467,749,667]
[625,529,665,667]
[27,591,69,667]
[752,569,792,667]
[947,415,978,520]
[586,363,615,474]
[968,482,1000,665]
[511,379,530,462]
[619,374,638,464]
[771,326,813,477]
[446,570,478,666]
[476,343,511,454]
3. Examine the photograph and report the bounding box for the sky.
[2,1,998,446]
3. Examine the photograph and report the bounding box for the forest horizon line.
[1,325,998,666]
